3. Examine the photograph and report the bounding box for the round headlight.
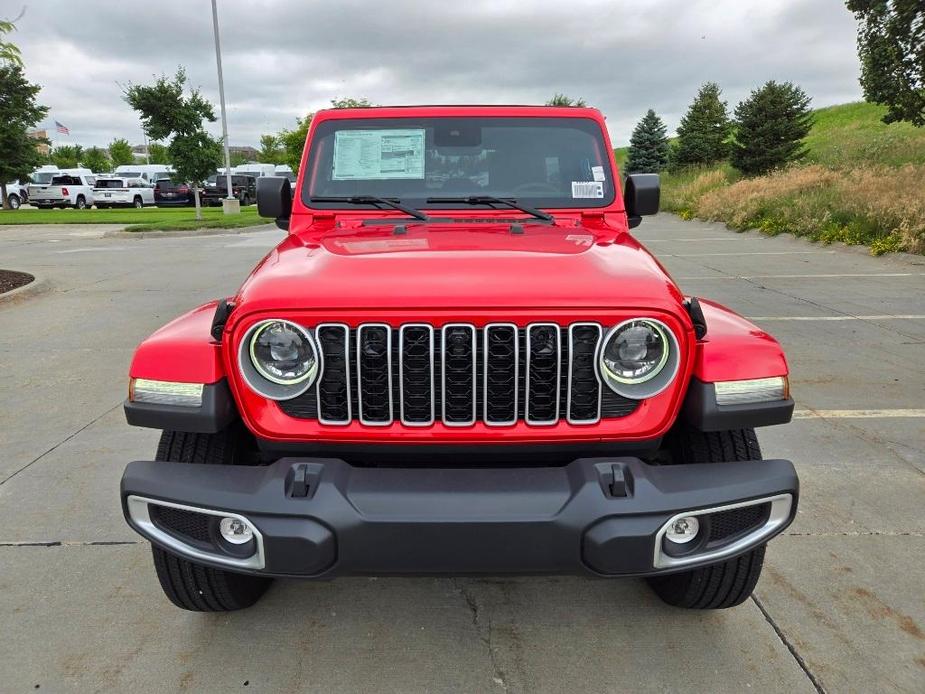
[599,318,679,399]
[239,319,320,400]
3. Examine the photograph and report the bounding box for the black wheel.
[647,428,767,609]
[75,195,87,209]
[8,193,20,209]
[133,196,143,208]
[241,194,251,206]
[149,426,271,612]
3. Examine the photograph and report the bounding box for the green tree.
[846,1,924,126]
[330,97,372,109]
[673,82,731,167]
[624,109,670,174]
[229,150,250,167]
[124,68,220,218]
[730,81,813,175]
[51,144,84,169]
[0,62,48,208]
[277,97,372,172]
[546,94,587,107]
[147,141,170,165]
[0,16,23,66]
[257,134,283,164]
[108,138,135,167]
[82,146,109,173]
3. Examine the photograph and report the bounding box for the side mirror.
[257,176,292,230]
[624,173,660,229]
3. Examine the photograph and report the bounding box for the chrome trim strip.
[399,323,435,426]
[525,322,561,426]
[566,322,603,425]
[483,323,519,427]
[315,323,351,425]
[653,493,794,570]
[441,323,477,426]
[356,323,393,426]
[126,495,265,571]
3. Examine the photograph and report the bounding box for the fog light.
[665,516,700,544]
[219,517,254,545]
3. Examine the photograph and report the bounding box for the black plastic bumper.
[121,456,798,578]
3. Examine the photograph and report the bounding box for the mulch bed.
[0,269,34,295]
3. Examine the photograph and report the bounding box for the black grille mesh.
[151,505,211,543]
[708,503,771,542]
[278,323,639,425]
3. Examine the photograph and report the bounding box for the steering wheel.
[509,182,560,195]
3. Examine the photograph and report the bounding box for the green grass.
[0,205,269,231]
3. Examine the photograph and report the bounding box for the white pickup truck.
[93,177,155,208]
[28,173,96,209]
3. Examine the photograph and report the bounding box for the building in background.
[28,129,50,156]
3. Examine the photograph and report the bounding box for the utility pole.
[211,0,236,213]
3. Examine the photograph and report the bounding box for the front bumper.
[121,456,798,578]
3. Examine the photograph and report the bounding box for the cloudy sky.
[10,0,861,149]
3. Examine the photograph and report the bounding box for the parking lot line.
[669,251,837,257]
[793,409,925,419]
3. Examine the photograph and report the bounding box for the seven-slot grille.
[278,322,639,426]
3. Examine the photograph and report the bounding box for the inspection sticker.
[571,181,604,198]
[591,165,606,182]
[333,129,425,180]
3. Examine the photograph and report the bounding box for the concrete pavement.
[0,217,922,692]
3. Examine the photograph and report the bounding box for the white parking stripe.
[794,409,925,419]
[677,273,925,280]
[669,251,836,257]
[747,315,925,321]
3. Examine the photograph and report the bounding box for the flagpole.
[211,0,234,211]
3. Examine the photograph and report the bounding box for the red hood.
[233,220,685,314]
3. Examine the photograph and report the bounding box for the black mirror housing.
[257,177,292,230]
[624,173,660,228]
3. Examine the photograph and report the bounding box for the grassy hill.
[655,102,925,255]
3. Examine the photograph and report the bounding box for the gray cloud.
[10,0,861,149]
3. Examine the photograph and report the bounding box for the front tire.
[647,428,767,609]
[133,196,143,208]
[149,427,271,612]
[75,196,87,209]
[8,193,20,209]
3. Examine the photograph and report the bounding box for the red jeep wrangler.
[122,106,797,612]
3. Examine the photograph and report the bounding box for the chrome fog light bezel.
[653,494,793,570]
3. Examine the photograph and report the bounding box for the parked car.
[113,165,174,184]
[28,173,96,209]
[153,178,195,207]
[3,180,29,209]
[93,177,155,208]
[121,105,798,613]
[202,174,257,206]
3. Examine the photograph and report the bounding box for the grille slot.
[442,324,477,425]
[316,324,351,424]
[525,323,561,425]
[357,324,393,425]
[277,321,641,426]
[151,505,211,543]
[400,324,435,425]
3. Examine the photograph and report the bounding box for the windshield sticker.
[333,129,425,180]
[571,181,604,198]
[591,165,606,182]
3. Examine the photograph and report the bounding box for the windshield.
[95,179,126,188]
[304,116,615,210]
[117,171,141,178]
[32,172,55,184]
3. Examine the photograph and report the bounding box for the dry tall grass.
[667,164,925,255]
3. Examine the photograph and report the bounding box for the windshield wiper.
[426,196,553,222]
[310,195,429,221]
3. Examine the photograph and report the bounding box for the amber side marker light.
[129,378,204,407]
[714,376,789,406]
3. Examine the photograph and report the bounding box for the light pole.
[210,0,235,213]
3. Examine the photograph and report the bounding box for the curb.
[0,273,50,307]
[103,223,276,239]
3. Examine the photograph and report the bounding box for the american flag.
[55,120,70,135]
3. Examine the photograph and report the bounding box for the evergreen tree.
[674,82,731,167]
[730,81,813,175]
[624,109,670,174]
